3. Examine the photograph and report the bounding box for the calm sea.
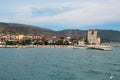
[0,45,120,80]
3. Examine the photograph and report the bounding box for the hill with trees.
[0,22,120,42]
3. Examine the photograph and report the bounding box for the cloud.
[0,0,120,29]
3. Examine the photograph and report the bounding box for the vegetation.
[4,37,82,45]
[0,22,120,42]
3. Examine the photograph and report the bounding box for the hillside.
[0,22,56,37]
[58,29,120,42]
[0,22,120,42]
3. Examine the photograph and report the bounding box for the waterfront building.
[78,39,85,45]
[16,35,24,40]
[87,29,101,45]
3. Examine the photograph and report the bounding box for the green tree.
[24,39,32,45]
[63,40,69,45]
[33,40,42,45]
[56,40,63,45]
[6,41,18,45]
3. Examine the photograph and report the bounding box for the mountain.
[97,30,120,42]
[0,22,120,42]
[0,22,56,37]
[58,29,120,42]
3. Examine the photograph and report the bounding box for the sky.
[0,0,120,31]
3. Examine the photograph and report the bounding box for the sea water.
[0,46,120,80]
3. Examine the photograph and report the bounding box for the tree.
[33,40,42,45]
[24,39,32,45]
[5,41,18,45]
[56,40,63,45]
[63,40,69,45]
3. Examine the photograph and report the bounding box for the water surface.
[0,47,120,80]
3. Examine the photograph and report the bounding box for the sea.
[0,44,120,80]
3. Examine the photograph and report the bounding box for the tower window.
[91,31,94,34]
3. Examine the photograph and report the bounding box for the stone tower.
[87,30,101,45]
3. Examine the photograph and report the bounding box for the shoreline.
[3,45,74,48]
[0,44,119,49]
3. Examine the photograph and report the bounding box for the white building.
[87,30,101,45]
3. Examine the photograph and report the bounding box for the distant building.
[78,40,85,45]
[87,29,101,45]
[16,35,24,40]
[52,36,57,38]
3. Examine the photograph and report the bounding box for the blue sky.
[0,0,120,30]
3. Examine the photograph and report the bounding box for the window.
[91,31,94,34]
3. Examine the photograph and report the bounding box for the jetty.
[87,45,112,51]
